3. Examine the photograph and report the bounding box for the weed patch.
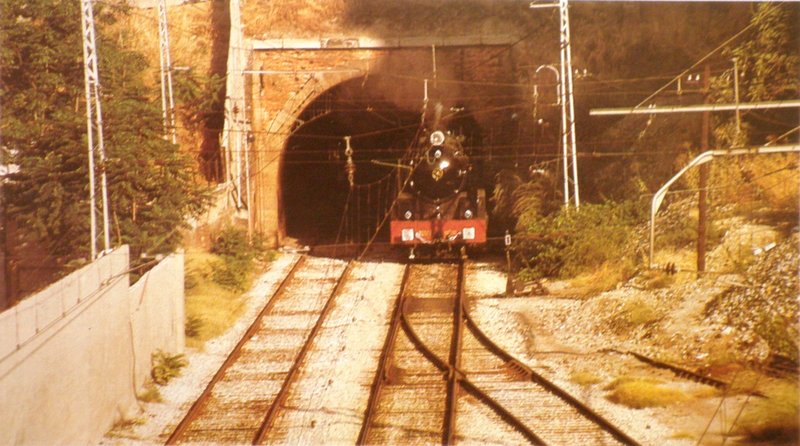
[638,269,676,290]
[151,350,188,385]
[183,228,274,349]
[568,260,636,297]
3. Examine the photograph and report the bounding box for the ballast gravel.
[102,256,739,445]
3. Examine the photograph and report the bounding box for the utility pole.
[80,0,111,259]
[157,0,177,144]
[697,64,710,275]
[732,57,741,136]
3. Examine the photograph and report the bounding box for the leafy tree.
[706,4,799,220]
[1,0,209,265]
[711,3,799,148]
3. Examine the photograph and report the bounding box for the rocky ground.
[470,233,799,446]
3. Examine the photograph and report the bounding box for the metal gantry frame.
[648,144,800,269]
[80,0,111,259]
[157,0,178,144]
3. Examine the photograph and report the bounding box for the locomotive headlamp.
[430,130,445,146]
[464,209,473,219]
[439,160,450,169]
[404,210,413,220]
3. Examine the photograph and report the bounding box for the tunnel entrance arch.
[280,75,423,249]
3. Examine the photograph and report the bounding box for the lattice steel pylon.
[557,0,580,207]
[157,0,177,144]
[80,0,111,259]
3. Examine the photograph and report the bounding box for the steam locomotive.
[390,128,486,258]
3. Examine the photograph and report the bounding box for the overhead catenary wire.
[633,20,758,109]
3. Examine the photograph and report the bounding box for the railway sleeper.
[406,297,454,313]
[503,359,534,381]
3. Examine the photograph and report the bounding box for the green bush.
[212,256,253,292]
[210,226,264,291]
[212,226,253,260]
[515,201,643,279]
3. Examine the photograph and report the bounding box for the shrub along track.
[166,255,352,444]
[360,260,641,445]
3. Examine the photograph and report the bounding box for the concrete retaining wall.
[0,246,185,445]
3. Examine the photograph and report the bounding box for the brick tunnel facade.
[243,41,523,247]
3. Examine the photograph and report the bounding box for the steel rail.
[399,263,543,445]
[601,348,729,389]
[443,260,465,445]
[253,260,355,444]
[462,300,642,446]
[165,255,307,445]
[357,264,410,445]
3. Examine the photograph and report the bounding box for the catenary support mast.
[157,0,178,144]
[80,0,111,258]
[559,0,580,207]
[531,0,580,208]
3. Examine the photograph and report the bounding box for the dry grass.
[637,269,676,290]
[604,376,689,408]
[731,380,799,443]
[611,297,662,332]
[242,0,348,36]
[651,247,695,275]
[568,259,636,298]
[570,370,603,387]
[137,383,163,403]
[669,430,695,440]
[184,251,247,349]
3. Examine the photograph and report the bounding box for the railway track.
[360,259,641,445]
[166,255,640,444]
[166,255,352,444]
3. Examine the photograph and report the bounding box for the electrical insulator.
[344,136,355,189]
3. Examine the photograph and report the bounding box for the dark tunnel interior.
[281,76,422,247]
